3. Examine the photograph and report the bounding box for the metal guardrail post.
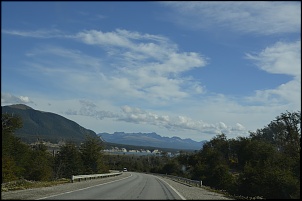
[71,172,122,183]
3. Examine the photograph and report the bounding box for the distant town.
[29,140,179,157]
[103,146,178,157]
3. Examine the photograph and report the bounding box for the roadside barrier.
[71,172,122,183]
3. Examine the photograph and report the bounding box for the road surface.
[38,172,184,200]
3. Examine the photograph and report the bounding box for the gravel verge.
[155,175,234,200]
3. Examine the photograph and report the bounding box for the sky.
[1,1,301,142]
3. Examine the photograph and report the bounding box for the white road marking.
[155,176,186,200]
[36,173,133,200]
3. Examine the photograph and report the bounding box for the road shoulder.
[155,175,234,200]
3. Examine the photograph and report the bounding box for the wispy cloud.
[6,28,208,104]
[2,29,65,38]
[65,100,118,120]
[75,28,205,70]
[64,100,247,136]
[2,27,300,140]
[245,40,301,107]
[246,40,301,76]
[25,45,103,70]
[162,1,301,35]
[75,29,207,102]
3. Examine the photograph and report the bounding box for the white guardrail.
[71,172,122,183]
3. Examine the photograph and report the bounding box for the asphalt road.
[38,172,185,200]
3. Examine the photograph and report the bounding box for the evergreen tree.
[25,142,54,181]
[54,141,84,179]
[2,113,32,182]
[80,135,108,174]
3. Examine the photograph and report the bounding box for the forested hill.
[2,104,97,144]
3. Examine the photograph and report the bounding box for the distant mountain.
[98,132,206,150]
[2,104,98,144]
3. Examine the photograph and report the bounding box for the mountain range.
[2,104,206,150]
[98,132,206,150]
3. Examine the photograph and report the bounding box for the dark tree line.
[2,111,300,199]
[180,111,300,199]
[53,137,108,179]
[2,113,108,183]
[102,111,300,199]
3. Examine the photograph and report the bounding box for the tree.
[2,156,18,183]
[200,134,229,168]
[25,142,54,181]
[2,113,23,156]
[250,111,301,157]
[80,135,108,174]
[2,113,31,182]
[238,156,299,199]
[2,113,23,135]
[161,159,182,176]
[54,141,84,179]
[208,164,236,192]
[248,111,300,198]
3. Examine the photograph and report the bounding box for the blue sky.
[2,1,301,141]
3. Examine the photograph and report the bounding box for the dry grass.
[1,178,70,192]
[201,185,264,200]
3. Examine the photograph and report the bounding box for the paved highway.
[39,172,185,200]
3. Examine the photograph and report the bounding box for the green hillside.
[2,104,97,144]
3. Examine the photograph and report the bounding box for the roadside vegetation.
[2,113,109,191]
[2,111,300,199]
[1,178,69,192]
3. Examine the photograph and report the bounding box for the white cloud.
[76,29,132,47]
[25,45,103,71]
[75,29,206,70]
[65,100,118,120]
[246,41,301,76]
[19,96,31,103]
[233,123,245,131]
[3,25,300,141]
[119,106,248,135]
[11,29,207,104]
[245,40,301,108]
[2,29,64,38]
[246,78,301,109]
[162,1,301,35]
[218,122,227,130]
[65,102,248,137]
[1,93,34,105]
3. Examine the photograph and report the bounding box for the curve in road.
[38,172,185,200]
